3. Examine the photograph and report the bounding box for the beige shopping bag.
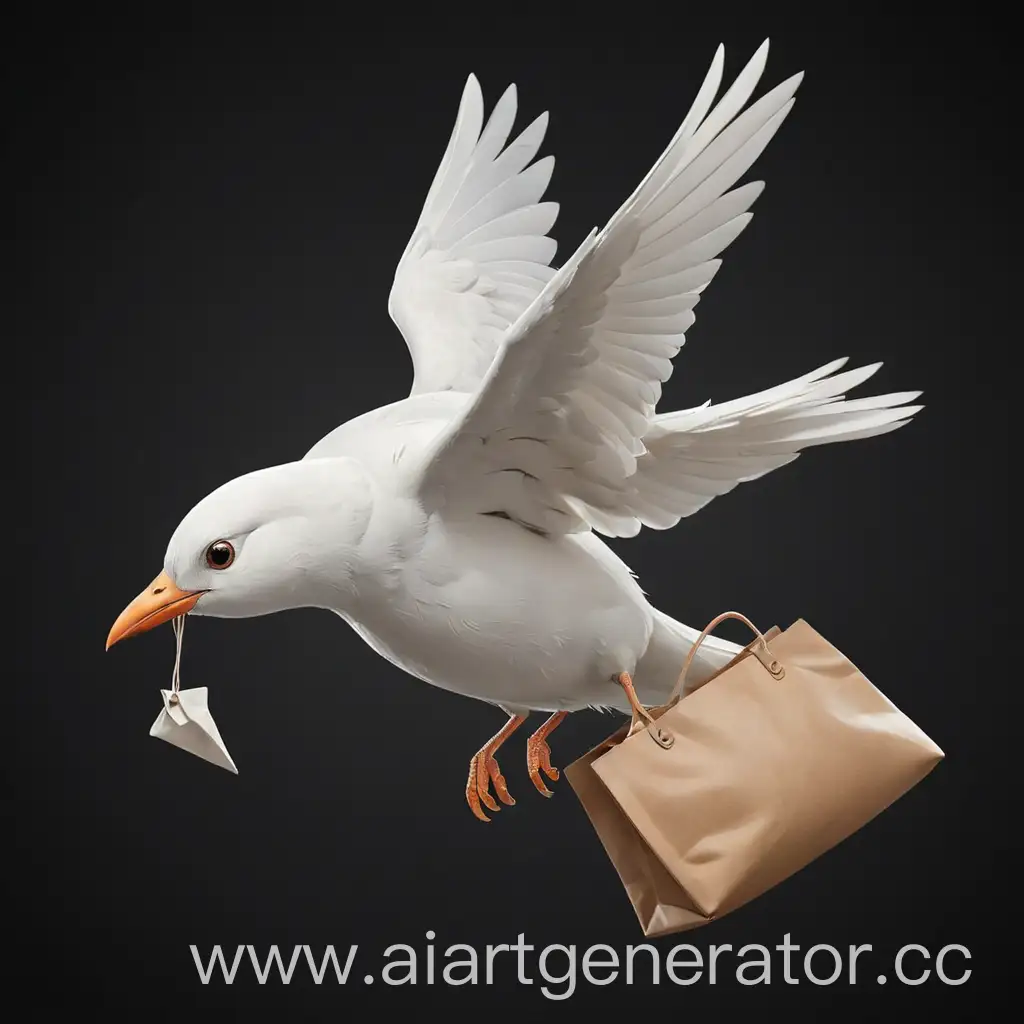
[565,612,944,937]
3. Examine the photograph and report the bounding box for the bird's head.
[106,458,374,649]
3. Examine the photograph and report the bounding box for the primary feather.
[388,75,559,396]
[412,42,817,536]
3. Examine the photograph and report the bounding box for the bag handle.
[624,610,786,746]
[670,610,784,703]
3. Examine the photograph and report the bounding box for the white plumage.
[110,41,923,817]
[387,41,916,541]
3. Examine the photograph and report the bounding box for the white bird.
[107,41,923,820]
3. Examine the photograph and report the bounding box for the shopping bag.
[565,612,943,937]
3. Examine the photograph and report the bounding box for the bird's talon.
[528,745,555,795]
[529,768,554,797]
[466,754,494,820]
[537,741,559,780]
[467,746,517,819]
[490,763,516,806]
[525,712,567,799]
[476,755,501,812]
[465,777,491,822]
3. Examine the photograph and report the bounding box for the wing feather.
[409,45,922,539]
[413,43,802,535]
[388,80,559,395]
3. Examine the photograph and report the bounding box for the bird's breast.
[342,516,652,709]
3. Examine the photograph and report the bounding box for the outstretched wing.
[411,41,804,537]
[388,75,560,396]
[622,359,923,531]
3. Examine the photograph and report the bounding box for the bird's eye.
[205,540,235,569]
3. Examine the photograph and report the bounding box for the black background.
[18,6,1011,1016]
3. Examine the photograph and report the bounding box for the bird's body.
[303,392,740,714]
[339,511,657,714]
[109,41,924,819]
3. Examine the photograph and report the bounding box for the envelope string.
[171,614,185,696]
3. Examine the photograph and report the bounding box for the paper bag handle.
[624,610,785,746]
[669,610,784,704]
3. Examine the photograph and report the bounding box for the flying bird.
[107,41,923,820]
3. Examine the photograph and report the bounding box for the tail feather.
[612,359,923,533]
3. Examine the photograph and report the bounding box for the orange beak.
[106,570,204,650]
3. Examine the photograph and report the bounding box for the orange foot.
[526,711,568,797]
[466,713,526,822]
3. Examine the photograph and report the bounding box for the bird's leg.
[526,711,568,797]
[466,713,527,822]
[616,671,644,717]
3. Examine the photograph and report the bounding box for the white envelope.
[150,686,238,774]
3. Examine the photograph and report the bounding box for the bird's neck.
[316,494,431,620]
[279,473,428,619]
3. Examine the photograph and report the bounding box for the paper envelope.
[150,687,238,774]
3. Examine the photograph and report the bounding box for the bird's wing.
[388,75,560,396]
[620,359,923,532]
[411,41,802,537]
